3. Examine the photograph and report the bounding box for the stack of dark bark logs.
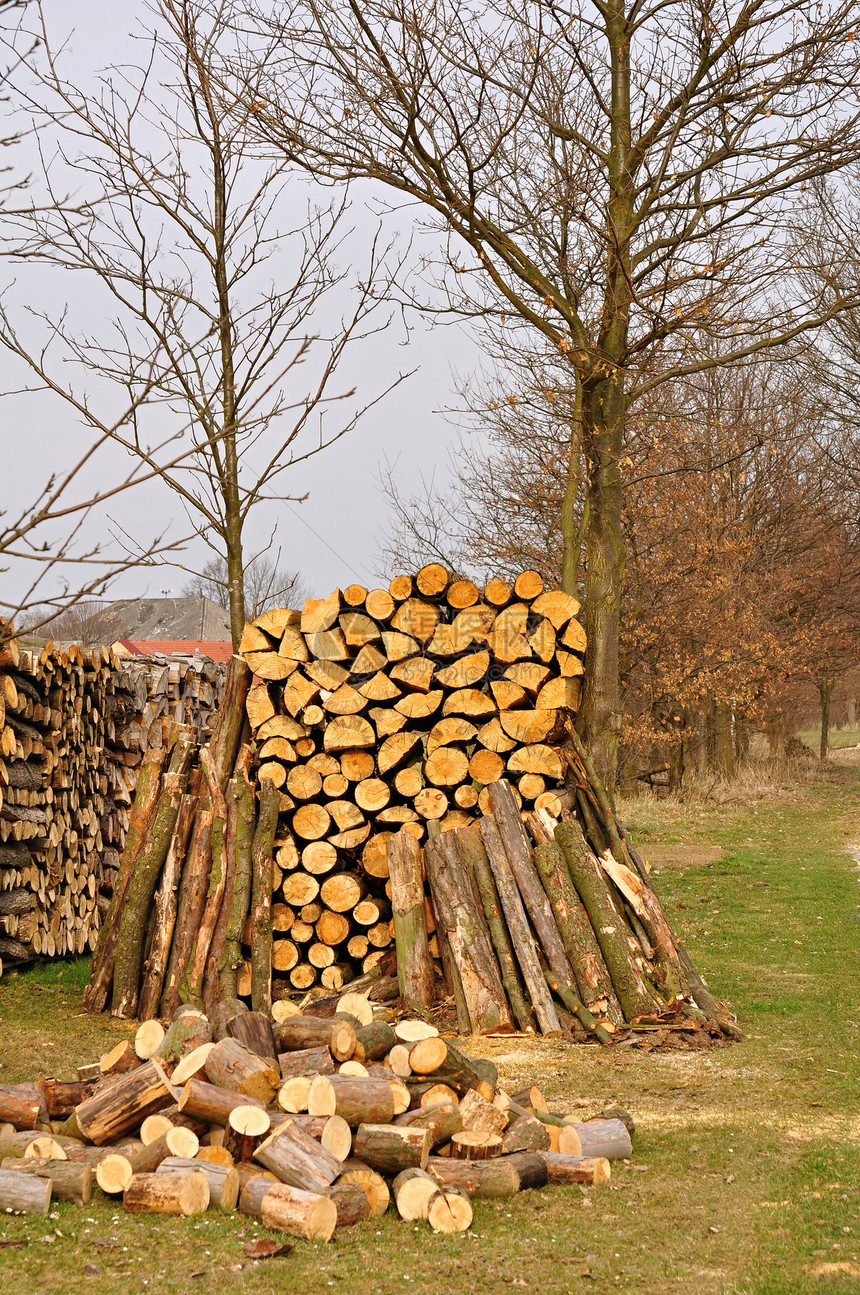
[0,627,225,973]
[0,991,633,1237]
[239,567,583,997]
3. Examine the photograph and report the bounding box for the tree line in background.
[3,0,860,790]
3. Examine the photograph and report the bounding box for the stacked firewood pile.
[0,627,225,972]
[0,990,632,1236]
[240,567,583,994]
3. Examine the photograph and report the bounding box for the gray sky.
[1,0,483,609]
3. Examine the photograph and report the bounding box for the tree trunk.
[714,701,734,778]
[819,679,834,761]
[219,748,256,999]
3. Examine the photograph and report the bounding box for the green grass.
[796,725,860,752]
[2,764,860,1294]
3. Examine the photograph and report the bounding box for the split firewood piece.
[370,705,408,736]
[178,1078,266,1127]
[475,718,517,753]
[535,676,580,711]
[327,799,366,832]
[424,832,513,1034]
[392,1166,439,1220]
[441,688,496,719]
[324,715,375,752]
[323,684,368,716]
[307,1075,396,1126]
[389,656,436,693]
[273,1016,356,1062]
[134,1020,166,1061]
[260,1181,338,1240]
[387,831,436,1009]
[560,618,587,652]
[394,690,443,721]
[306,661,349,691]
[498,708,557,744]
[203,1038,280,1104]
[557,650,585,677]
[458,1089,509,1137]
[0,1166,52,1213]
[555,819,664,1020]
[478,815,560,1035]
[301,589,342,636]
[508,744,564,780]
[390,599,441,643]
[451,1131,502,1160]
[253,1118,341,1193]
[528,618,557,663]
[156,1156,239,1209]
[339,611,381,647]
[538,1151,611,1185]
[224,1105,272,1163]
[528,589,580,627]
[244,651,297,681]
[123,1169,210,1215]
[435,651,490,690]
[75,1060,172,1145]
[352,1124,431,1175]
[427,1156,519,1198]
[0,1157,92,1205]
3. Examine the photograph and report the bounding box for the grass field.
[1,757,859,1295]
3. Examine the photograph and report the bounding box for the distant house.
[115,638,234,664]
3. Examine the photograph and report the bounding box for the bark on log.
[478,814,560,1035]
[203,1038,280,1104]
[307,1075,396,1127]
[0,1157,92,1204]
[273,1016,355,1062]
[0,1166,52,1212]
[253,1118,341,1193]
[537,1151,611,1184]
[260,1182,337,1240]
[177,1078,266,1127]
[123,1169,209,1215]
[156,1156,239,1209]
[387,830,436,1009]
[250,777,279,1014]
[352,1124,431,1175]
[426,1156,519,1198]
[74,1061,172,1145]
[219,753,256,1000]
[424,831,512,1033]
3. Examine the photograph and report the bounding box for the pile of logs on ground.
[80,569,739,1044]
[0,990,633,1238]
[239,567,584,995]
[0,624,225,972]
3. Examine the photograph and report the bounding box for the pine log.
[0,1166,52,1213]
[278,1046,335,1080]
[537,1151,611,1184]
[0,1157,92,1204]
[532,838,622,1022]
[427,1156,519,1198]
[249,776,280,1014]
[457,826,535,1032]
[74,1061,172,1145]
[253,1118,341,1192]
[392,1102,462,1147]
[477,814,560,1034]
[307,1075,395,1126]
[156,1156,239,1209]
[123,1169,209,1215]
[260,1182,337,1240]
[325,1181,371,1226]
[424,831,512,1033]
[177,1079,266,1127]
[203,1038,279,1104]
[227,1012,278,1064]
[555,820,663,1021]
[82,747,167,1013]
[273,1016,356,1062]
[386,831,435,1010]
[352,1124,431,1175]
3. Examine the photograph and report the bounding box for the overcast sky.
[1,0,484,608]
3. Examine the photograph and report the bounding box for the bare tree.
[240,0,860,785]
[1,0,404,649]
[181,552,308,616]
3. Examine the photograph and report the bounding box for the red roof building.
[115,639,234,663]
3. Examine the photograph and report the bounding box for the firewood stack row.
[0,989,633,1237]
[0,628,226,972]
[239,566,584,996]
